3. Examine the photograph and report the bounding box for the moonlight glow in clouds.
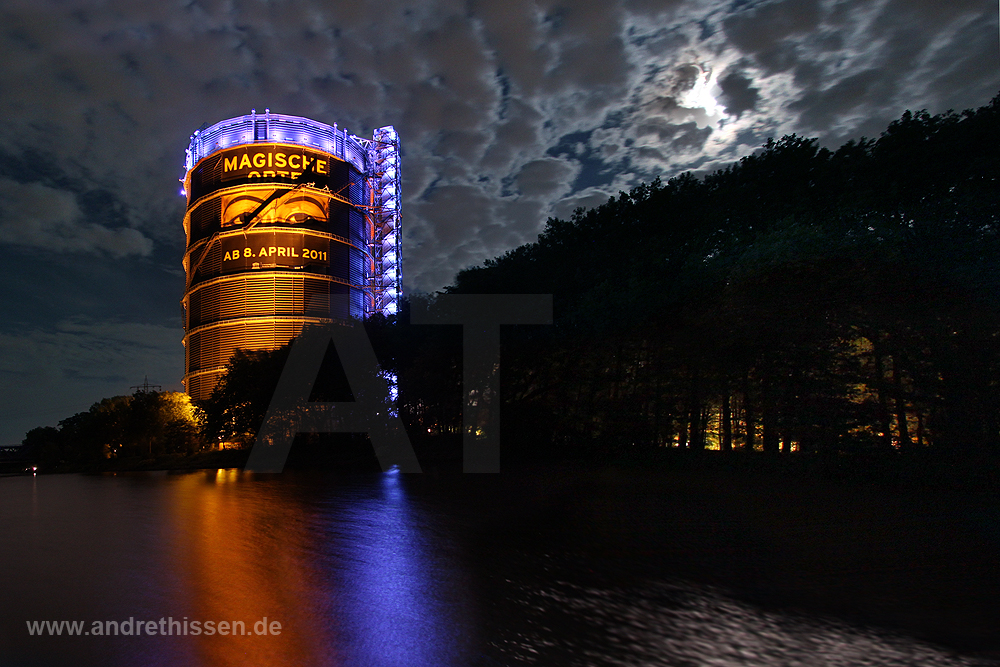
[683,65,728,125]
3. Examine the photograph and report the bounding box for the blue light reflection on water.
[2,470,998,666]
[310,470,474,667]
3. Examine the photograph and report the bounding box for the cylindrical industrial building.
[181,110,402,402]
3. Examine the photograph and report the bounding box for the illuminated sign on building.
[218,232,333,269]
[221,148,330,177]
[180,110,402,402]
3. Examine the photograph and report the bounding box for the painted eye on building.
[221,194,266,226]
[276,195,327,224]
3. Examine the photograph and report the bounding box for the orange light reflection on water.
[166,470,340,667]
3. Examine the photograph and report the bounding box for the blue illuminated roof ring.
[185,109,369,174]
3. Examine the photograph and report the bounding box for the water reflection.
[167,468,474,666]
[166,469,335,666]
[1,470,996,666]
[164,469,475,666]
[313,470,474,666]
[0,471,474,667]
[493,579,995,667]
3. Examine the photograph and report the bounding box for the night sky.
[0,0,996,444]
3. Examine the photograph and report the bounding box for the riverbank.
[16,434,1000,493]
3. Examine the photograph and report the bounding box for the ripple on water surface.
[491,578,998,667]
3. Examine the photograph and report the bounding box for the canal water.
[0,467,996,666]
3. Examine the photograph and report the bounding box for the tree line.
[21,391,203,468]
[20,94,1000,467]
[442,94,1000,457]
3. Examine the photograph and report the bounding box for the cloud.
[551,187,616,221]
[717,70,760,118]
[514,158,579,198]
[721,0,823,60]
[0,178,153,257]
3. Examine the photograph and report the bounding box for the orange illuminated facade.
[181,111,402,401]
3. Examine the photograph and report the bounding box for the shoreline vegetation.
[10,94,1000,484]
[5,429,1000,494]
